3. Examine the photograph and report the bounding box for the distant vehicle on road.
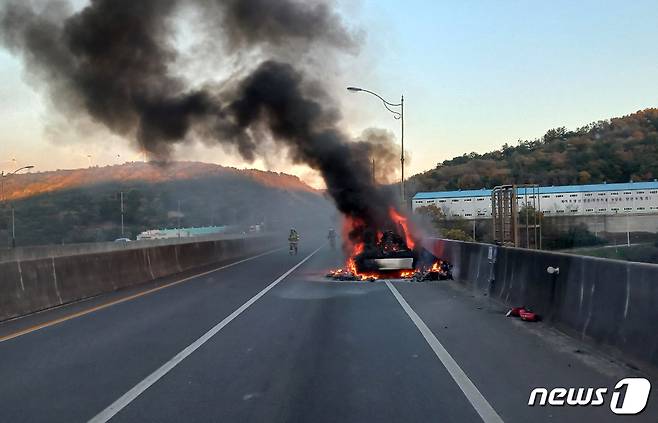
[114,238,131,243]
[249,224,263,233]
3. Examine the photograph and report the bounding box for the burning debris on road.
[413,260,453,282]
[325,258,452,282]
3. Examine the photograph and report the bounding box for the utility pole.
[525,188,529,248]
[400,95,405,208]
[177,200,181,238]
[533,186,539,249]
[626,214,630,246]
[120,191,125,237]
[11,206,15,248]
[538,187,543,249]
[371,159,376,184]
[1,165,34,248]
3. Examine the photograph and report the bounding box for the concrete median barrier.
[0,235,277,322]
[425,237,658,371]
[0,258,63,319]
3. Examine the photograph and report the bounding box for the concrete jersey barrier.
[425,238,658,372]
[0,232,269,263]
[0,235,277,322]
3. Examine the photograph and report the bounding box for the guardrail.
[425,238,658,372]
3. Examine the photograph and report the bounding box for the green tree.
[416,205,473,241]
[442,228,471,241]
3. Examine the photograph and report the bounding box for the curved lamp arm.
[347,87,402,118]
[2,165,34,177]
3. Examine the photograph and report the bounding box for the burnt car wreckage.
[326,229,453,282]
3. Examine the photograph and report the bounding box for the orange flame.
[388,207,415,249]
[331,211,418,281]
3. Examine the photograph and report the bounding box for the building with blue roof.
[412,181,658,220]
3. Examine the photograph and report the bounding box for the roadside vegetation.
[414,205,485,242]
[408,108,658,192]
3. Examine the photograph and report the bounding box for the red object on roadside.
[506,306,526,317]
[519,309,539,322]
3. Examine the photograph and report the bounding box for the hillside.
[1,161,317,202]
[0,162,333,247]
[408,108,658,193]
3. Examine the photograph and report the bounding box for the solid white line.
[88,245,324,423]
[385,281,505,423]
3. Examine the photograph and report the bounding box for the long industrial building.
[412,181,658,220]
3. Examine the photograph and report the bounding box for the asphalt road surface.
[0,241,655,422]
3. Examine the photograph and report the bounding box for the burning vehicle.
[326,207,453,282]
[354,229,416,274]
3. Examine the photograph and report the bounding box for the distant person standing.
[327,228,337,249]
[288,228,299,255]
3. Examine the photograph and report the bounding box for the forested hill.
[2,161,317,202]
[0,162,333,247]
[408,108,658,193]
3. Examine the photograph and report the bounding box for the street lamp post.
[347,87,405,207]
[120,191,125,237]
[1,165,35,248]
[177,200,182,238]
[11,207,15,248]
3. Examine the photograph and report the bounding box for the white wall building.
[412,181,658,220]
[136,225,228,240]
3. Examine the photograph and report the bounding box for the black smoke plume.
[1,0,402,243]
[355,128,406,185]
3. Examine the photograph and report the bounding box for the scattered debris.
[505,306,526,317]
[506,306,541,322]
[411,260,453,282]
[519,309,539,322]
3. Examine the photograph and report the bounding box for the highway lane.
[0,241,656,422]
[0,244,304,422]
[106,247,482,423]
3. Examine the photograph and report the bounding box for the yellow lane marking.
[0,248,282,343]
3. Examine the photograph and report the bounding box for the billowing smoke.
[355,128,407,184]
[0,0,403,243]
[216,0,360,52]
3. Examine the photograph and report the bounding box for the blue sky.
[1,0,657,184]
[345,0,658,173]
